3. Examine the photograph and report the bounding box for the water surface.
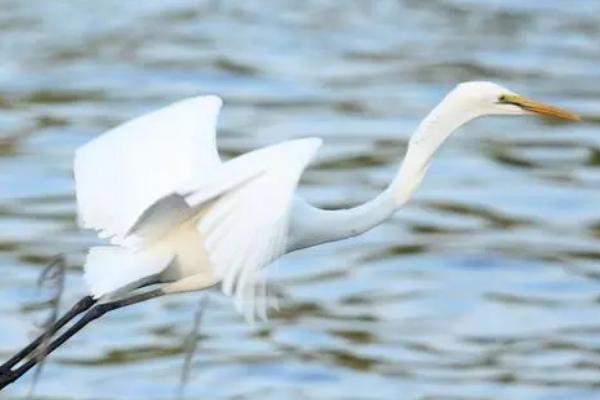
[1,1,599,399]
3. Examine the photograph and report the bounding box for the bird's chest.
[157,218,215,282]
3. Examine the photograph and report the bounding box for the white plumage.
[75,96,223,242]
[74,82,579,322]
[75,95,320,321]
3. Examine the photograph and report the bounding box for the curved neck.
[288,188,396,251]
[391,89,480,206]
[288,87,481,251]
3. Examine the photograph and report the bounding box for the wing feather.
[75,94,323,322]
[74,95,223,242]
[185,138,322,322]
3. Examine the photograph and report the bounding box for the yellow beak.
[500,95,581,122]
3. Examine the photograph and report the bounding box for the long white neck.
[288,87,481,252]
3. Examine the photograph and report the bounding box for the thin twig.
[176,296,209,400]
[28,255,66,399]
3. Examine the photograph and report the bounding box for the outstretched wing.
[74,95,223,242]
[183,138,322,322]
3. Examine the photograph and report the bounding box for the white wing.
[183,138,322,322]
[74,95,223,242]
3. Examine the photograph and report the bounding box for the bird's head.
[393,81,580,206]
[452,81,581,121]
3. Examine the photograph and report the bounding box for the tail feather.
[84,246,173,298]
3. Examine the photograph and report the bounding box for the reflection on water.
[1,1,599,399]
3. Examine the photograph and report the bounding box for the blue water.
[1,1,599,399]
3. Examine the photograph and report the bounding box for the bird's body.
[0,81,580,388]
[72,82,580,321]
[75,96,322,320]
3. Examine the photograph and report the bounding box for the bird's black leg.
[0,295,97,374]
[0,289,164,391]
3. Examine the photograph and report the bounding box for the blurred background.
[1,0,599,399]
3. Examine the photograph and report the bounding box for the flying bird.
[0,81,580,388]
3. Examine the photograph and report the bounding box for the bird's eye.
[498,94,507,102]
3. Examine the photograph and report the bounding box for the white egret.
[0,81,579,388]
